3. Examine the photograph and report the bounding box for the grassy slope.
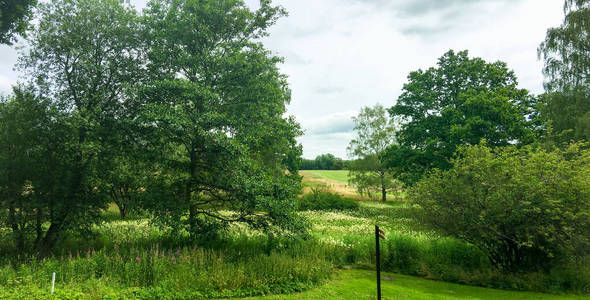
[244,270,584,300]
[300,170,350,183]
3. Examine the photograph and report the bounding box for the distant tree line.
[300,153,350,170]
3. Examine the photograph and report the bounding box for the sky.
[0,0,565,159]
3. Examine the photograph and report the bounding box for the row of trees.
[300,153,349,170]
[345,0,590,271]
[0,0,304,257]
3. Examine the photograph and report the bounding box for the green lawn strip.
[241,269,584,300]
[301,170,350,183]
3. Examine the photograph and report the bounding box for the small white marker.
[51,272,55,294]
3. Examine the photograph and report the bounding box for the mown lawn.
[245,269,586,300]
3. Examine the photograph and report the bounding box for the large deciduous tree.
[537,0,590,146]
[347,104,398,201]
[16,0,144,256]
[140,0,305,238]
[386,50,535,185]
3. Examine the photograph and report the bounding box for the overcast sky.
[0,0,564,158]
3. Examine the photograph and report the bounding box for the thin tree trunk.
[119,205,126,219]
[35,207,43,246]
[380,170,386,202]
[187,150,198,238]
[8,201,25,252]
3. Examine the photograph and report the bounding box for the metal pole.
[375,225,381,300]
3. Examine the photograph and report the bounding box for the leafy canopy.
[0,0,37,44]
[386,50,535,185]
[411,143,590,272]
[12,0,143,256]
[140,0,305,238]
[537,0,590,146]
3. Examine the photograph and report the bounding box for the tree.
[387,50,535,185]
[537,89,590,146]
[411,143,590,272]
[16,0,144,256]
[0,87,51,253]
[347,104,398,201]
[300,154,347,170]
[0,0,37,44]
[140,0,305,239]
[537,0,590,145]
[539,0,590,92]
[315,153,336,170]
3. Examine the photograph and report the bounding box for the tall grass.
[1,199,589,298]
[0,235,333,299]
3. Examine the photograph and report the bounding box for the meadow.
[1,170,588,299]
[299,170,350,183]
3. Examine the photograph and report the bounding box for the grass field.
[300,170,405,199]
[300,170,350,183]
[245,269,586,300]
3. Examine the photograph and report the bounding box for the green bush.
[410,143,590,272]
[297,186,359,211]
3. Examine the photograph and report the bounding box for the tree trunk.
[119,205,127,219]
[380,170,386,202]
[187,150,198,239]
[35,207,43,246]
[37,221,63,259]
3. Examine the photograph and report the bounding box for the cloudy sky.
[0,0,564,158]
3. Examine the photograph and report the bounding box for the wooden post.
[375,225,381,300]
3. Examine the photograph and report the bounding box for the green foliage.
[410,143,590,272]
[3,0,305,256]
[303,202,590,294]
[348,104,400,201]
[11,0,145,256]
[538,89,590,146]
[539,0,590,92]
[301,153,349,170]
[139,0,305,239]
[387,50,535,185]
[296,185,359,211]
[0,86,57,254]
[538,1,590,146]
[0,0,36,44]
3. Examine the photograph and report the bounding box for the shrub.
[297,185,359,211]
[410,143,590,272]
